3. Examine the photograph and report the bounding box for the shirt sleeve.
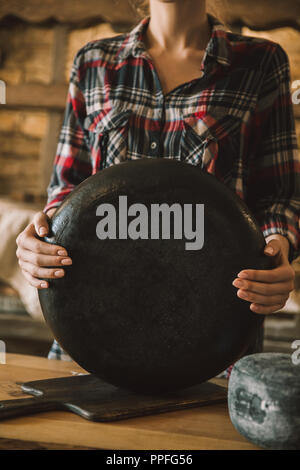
[246,43,300,263]
[43,49,92,213]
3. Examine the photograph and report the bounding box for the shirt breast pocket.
[181,111,243,182]
[84,107,133,170]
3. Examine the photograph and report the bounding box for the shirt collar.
[116,13,232,67]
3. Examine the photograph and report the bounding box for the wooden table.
[0,354,260,450]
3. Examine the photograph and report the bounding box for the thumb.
[33,211,50,237]
[264,239,281,257]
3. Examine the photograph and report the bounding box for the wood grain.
[221,0,300,31]
[6,84,68,110]
[0,0,299,31]
[0,354,260,449]
[0,0,137,25]
[0,437,94,450]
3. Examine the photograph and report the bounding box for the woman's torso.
[80,15,275,201]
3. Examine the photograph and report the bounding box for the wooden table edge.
[0,354,260,450]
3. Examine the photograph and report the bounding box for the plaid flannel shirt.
[45,14,300,363]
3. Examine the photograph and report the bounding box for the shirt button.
[150,142,157,150]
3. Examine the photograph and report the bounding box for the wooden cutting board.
[0,374,227,422]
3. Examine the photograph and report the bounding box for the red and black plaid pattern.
[44,13,300,261]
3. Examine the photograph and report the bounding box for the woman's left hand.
[232,236,295,314]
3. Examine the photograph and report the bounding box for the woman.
[16,0,300,364]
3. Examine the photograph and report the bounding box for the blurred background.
[0,0,299,357]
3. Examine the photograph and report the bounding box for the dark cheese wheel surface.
[39,158,270,393]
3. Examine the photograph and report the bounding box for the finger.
[16,247,72,267]
[21,269,49,289]
[249,302,286,315]
[237,265,294,283]
[19,224,69,257]
[19,259,65,280]
[264,240,281,257]
[33,211,49,237]
[236,288,289,306]
[232,278,295,296]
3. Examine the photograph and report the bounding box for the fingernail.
[238,272,248,279]
[40,282,48,288]
[238,289,248,299]
[39,227,47,236]
[54,270,64,277]
[61,258,72,265]
[265,247,274,255]
[57,250,67,256]
[233,279,245,288]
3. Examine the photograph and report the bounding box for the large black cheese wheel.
[228,353,300,450]
[39,158,270,393]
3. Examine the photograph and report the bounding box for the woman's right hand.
[16,209,72,289]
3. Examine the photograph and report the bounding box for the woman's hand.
[232,235,295,314]
[16,209,72,289]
